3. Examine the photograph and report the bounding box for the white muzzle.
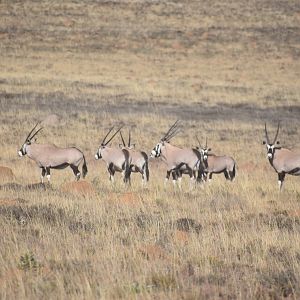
[18,151,23,157]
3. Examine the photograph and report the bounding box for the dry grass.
[0,0,300,299]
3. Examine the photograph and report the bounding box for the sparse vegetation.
[0,0,299,299]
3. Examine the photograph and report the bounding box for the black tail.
[144,160,150,181]
[141,152,149,182]
[82,155,88,178]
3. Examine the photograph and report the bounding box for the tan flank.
[119,130,149,185]
[150,120,202,189]
[95,126,132,183]
[264,123,300,190]
[18,123,88,183]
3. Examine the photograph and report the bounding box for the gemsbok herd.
[18,121,300,191]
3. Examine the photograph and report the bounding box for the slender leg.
[224,170,230,180]
[124,166,131,185]
[200,172,208,183]
[107,163,115,183]
[165,170,171,186]
[109,169,115,182]
[278,172,285,191]
[177,171,182,190]
[196,169,202,183]
[229,169,235,181]
[188,168,195,190]
[41,168,46,183]
[208,173,212,183]
[171,171,178,188]
[46,167,51,183]
[70,165,80,181]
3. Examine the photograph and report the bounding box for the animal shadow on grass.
[0,204,94,233]
[0,182,52,191]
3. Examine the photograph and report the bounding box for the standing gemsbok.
[18,122,88,183]
[95,127,131,183]
[196,137,236,183]
[119,130,149,185]
[150,120,202,188]
[263,122,300,190]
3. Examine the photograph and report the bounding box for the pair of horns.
[120,130,131,147]
[162,120,181,142]
[265,122,280,144]
[196,135,208,149]
[25,122,43,142]
[102,126,123,146]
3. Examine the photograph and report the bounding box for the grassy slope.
[0,0,300,299]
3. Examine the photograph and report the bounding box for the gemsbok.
[197,137,236,183]
[18,122,88,183]
[263,122,300,190]
[150,120,202,189]
[95,127,131,183]
[119,130,149,185]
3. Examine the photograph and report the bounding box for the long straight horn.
[196,135,202,148]
[205,137,207,149]
[273,121,280,144]
[25,122,41,141]
[166,127,180,141]
[264,123,270,144]
[29,127,43,140]
[105,126,123,146]
[120,130,126,147]
[102,126,114,145]
[163,120,180,141]
[128,130,131,147]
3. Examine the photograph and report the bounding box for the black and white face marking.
[266,143,275,159]
[95,146,105,160]
[150,142,162,158]
[263,140,280,159]
[18,140,31,157]
[201,149,209,161]
[200,148,211,161]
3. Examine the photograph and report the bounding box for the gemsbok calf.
[263,122,300,190]
[95,127,131,183]
[119,130,149,185]
[150,120,202,189]
[18,122,88,183]
[197,137,236,183]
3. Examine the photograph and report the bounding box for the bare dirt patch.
[60,180,96,196]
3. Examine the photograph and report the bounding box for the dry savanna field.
[1,0,300,299]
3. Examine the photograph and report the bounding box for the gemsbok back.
[263,122,300,190]
[119,130,149,185]
[197,137,236,183]
[95,127,131,183]
[150,120,202,189]
[18,122,88,183]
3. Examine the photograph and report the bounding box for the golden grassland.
[0,0,300,299]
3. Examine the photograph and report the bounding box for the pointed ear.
[119,144,123,148]
[131,144,136,149]
[262,141,266,145]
